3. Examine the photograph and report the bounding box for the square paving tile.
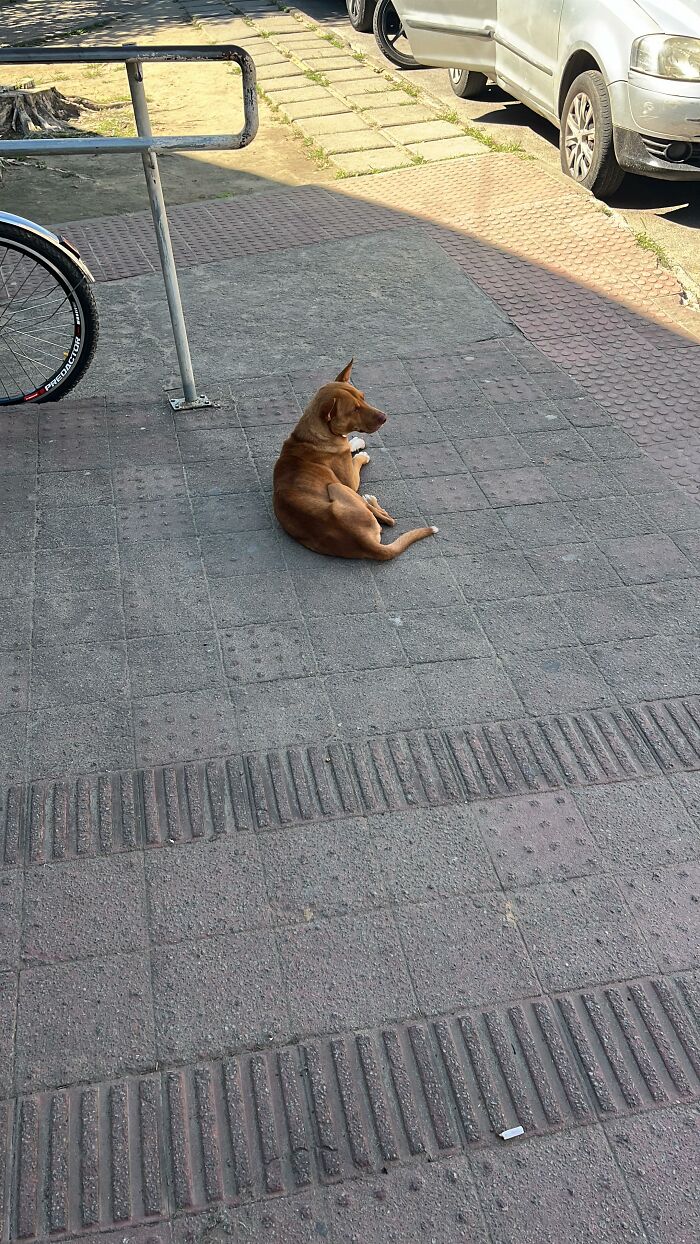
[434,403,508,439]
[116,499,196,544]
[209,571,302,628]
[391,441,465,478]
[202,530,287,576]
[525,543,619,592]
[16,952,155,1092]
[109,432,181,469]
[37,504,117,550]
[572,496,656,540]
[22,855,147,966]
[31,639,128,708]
[639,489,700,532]
[369,805,499,901]
[0,869,22,973]
[112,463,187,503]
[619,863,700,972]
[33,588,125,646]
[39,436,109,472]
[636,578,700,631]
[133,690,240,767]
[128,632,224,696]
[262,818,385,921]
[328,1159,489,1244]
[308,612,406,671]
[146,836,270,944]
[28,702,134,780]
[417,657,522,723]
[673,528,700,568]
[184,459,259,496]
[222,621,315,683]
[396,894,537,1013]
[517,429,595,465]
[123,580,212,639]
[176,427,250,462]
[612,458,676,495]
[152,929,287,1061]
[476,597,577,653]
[429,510,514,555]
[396,604,491,661]
[574,779,697,872]
[605,1106,700,1244]
[556,396,612,427]
[379,410,445,445]
[35,546,121,595]
[474,792,601,888]
[556,588,654,644]
[328,666,430,736]
[368,478,424,519]
[543,461,622,500]
[476,467,559,507]
[580,426,641,459]
[499,503,587,548]
[408,473,489,513]
[0,972,16,1098]
[236,676,335,749]
[589,635,700,702]
[471,1127,644,1244]
[278,909,416,1033]
[291,563,383,617]
[514,876,655,991]
[191,491,272,535]
[456,436,531,473]
[497,399,567,433]
[37,470,113,508]
[373,558,461,611]
[504,647,615,714]
[449,550,541,601]
[0,712,27,786]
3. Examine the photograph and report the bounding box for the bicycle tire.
[372,0,422,70]
[0,221,99,405]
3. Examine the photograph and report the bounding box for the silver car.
[392,0,700,195]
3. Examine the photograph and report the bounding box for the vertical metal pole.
[126,59,199,406]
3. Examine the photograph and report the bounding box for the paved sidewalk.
[2,38,700,1244]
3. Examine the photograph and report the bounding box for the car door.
[395,0,498,77]
[495,0,565,121]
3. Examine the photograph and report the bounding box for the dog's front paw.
[355,452,370,467]
[348,436,366,453]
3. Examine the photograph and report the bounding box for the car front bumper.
[610,76,700,180]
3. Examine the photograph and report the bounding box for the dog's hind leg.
[362,494,395,527]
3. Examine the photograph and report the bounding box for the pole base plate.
[167,393,213,411]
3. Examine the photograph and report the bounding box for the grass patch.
[302,135,332,168]
[352,51,366,62]
[320,31,345,49]
[635,230,672,270]
[304,68,330,86]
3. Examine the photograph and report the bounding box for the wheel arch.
[557,50,602,120]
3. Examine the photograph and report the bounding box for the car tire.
[560,70,625,198]
[346,0,375,33]
[449,68,488,99]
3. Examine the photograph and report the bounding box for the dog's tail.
[370,525,438,561]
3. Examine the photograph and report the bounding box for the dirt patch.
[2,43,332,224]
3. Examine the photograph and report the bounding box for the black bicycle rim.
[0,239,86,405]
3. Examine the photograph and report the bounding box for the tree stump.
[0,85,102,139]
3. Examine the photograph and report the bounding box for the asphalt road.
[295,0,700,294]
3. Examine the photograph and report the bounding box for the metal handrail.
[0,45,259,408]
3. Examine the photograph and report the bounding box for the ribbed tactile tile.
[2,973,699,1240]
[5,695,700,862]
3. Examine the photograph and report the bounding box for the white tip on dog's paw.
[363,493,378,505]
[431,526,439,534]
[348,436,365,453]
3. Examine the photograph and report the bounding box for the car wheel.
[560,70,625,198]
[346,0,375,33]
[449,68,488,99]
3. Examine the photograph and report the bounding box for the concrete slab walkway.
[1,24,700,1244]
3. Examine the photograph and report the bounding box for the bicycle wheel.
[373,0,422,69]
[0,222,99,405]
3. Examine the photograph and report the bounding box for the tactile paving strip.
[3,695,700,863]
[1,972,698,1239]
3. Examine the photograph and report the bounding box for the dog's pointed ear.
[335,359,354,383]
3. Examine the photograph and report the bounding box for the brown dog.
[273,362,437,560]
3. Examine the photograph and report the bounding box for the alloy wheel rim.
[565,91,595,180]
